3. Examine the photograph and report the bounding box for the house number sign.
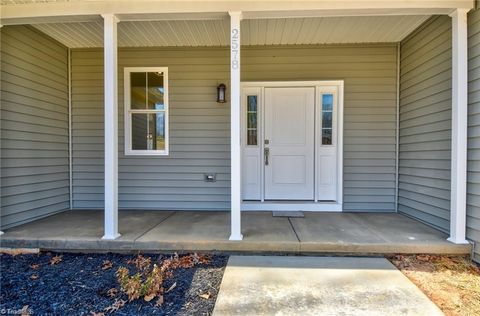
[231,28,239,69]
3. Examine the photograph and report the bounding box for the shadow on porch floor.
[0,210,471,255]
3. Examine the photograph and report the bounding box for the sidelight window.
[246,95,258,146]
[321,94,333,145]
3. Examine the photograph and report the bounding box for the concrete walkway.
[0,210,470,255]
[213,256,443,316]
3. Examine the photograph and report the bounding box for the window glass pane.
[322,94,333,111]
[147,72,165,110]
[247,113,257,128]
[247,130,257,146]
[131,113,166,151]
[247,95,258,146]
[247,95,257,111]
[154,112,166,151]
[322,128,332,145]
[322,112,332,128]
[132,113,148,149]
[131,72,146,109]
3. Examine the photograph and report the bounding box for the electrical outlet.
[204,173,216,182]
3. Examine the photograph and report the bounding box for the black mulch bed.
[0,252,228,316]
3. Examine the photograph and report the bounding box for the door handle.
[264,147,270,166]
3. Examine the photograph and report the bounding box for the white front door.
[264,87,315,200]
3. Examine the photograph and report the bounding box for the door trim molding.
[240,80,344,211]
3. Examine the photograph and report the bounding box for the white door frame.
[240,81,344,212]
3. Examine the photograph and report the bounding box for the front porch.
[0,211,470,255]
[2,0,478,259]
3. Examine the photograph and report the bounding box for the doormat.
[272,211,304,218]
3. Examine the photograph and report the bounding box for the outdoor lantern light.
[217,83,226,103]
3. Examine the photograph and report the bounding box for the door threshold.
[241,201,342,212]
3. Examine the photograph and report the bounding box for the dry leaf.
[199,292,211,300]
[165,282,176,293]
[155,295,164,306]
[416,254,431,262]
[30,264,40,270]
[20,305,30,316]
[102,260,113,270]
[104,299,126,313]
[30,274,39,280]
[144,293,155,302]
[50,255,63,265]
[106,288,118,298]
[90,312,105,316]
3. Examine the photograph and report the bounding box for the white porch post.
[229,11,243,241]
[448,9,469,244]
[102,13,120,240]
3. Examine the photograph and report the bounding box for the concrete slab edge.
[0,238,471,255]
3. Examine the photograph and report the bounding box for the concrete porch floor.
[0,210,471,255]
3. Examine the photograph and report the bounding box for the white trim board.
[1,2,474,25]
[240,80,344,211]
[241,201,342,212]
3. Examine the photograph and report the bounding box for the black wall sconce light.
[217,83,227,103]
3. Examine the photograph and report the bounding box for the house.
[0,0,479,262]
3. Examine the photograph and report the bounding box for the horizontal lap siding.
[72,44,397,211]
[468,8,480,262]
[0,26,69,229]
[398,16,452,232]
[72,48,231,210]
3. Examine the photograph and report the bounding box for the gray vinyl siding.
[72,48,231,210]
[468,7,480,263]
[72,44,397,211]
[398,16,452,232]
[0,25,70,229]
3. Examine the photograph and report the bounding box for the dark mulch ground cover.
[0,252,228,316]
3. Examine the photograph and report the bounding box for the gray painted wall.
[468,8,480,262]
[398,16,452,232]
[72,44,397,211]
[0,25,70,229]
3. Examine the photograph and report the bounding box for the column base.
[229,234,243,241]
[102,233,121,240]
[447,237,469,244]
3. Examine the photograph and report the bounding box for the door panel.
[264,87,315,200]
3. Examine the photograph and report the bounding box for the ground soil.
[388,255,480,316]
[0,252,228,315]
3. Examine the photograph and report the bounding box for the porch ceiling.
[30,15,431,48]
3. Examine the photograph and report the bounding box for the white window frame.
[124,67,169,156]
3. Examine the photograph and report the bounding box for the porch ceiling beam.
[0,1,475,25]
[229,11,243,241]
[102,13,120,241]
[448,8,470,245]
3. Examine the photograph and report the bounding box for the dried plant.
[115,253,211,304]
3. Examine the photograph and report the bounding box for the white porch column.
[448,9,469,244]
[229,11,243,241]
[102,13,120,240]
